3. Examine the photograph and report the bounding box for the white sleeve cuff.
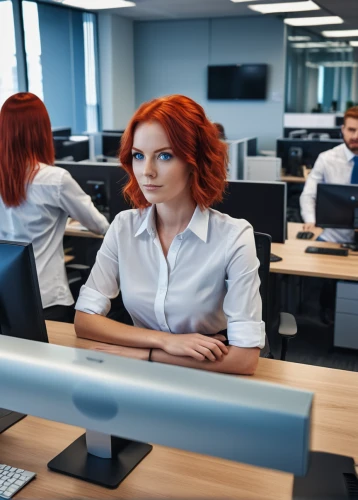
[227,321,266,349]
[75,285,111,316]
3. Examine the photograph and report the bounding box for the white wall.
[134,16,286,150]
[98,14,135,130]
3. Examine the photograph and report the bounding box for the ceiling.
[45,0,358,30]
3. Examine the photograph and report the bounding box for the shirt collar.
[134,205,156,238]
[343,143,356,163]
[134,205,209,242]
[185,205,209,242]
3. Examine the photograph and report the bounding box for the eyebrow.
[132,146,172,153]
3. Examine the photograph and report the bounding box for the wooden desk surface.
[65,221,104,239]
[1,320,357,499]
[270,222,358,280]
[281,175,305,183]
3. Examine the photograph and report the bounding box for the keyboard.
[305,246,348,256]
[270,253,283,262]
[0,465,36,499]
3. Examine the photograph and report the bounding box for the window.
[22,1,44,100]
[83,12,99,132]
[0,0,18,107]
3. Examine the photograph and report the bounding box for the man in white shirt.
[300,106,358,242]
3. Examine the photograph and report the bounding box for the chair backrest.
[254,232,272,357]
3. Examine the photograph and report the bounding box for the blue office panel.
[38,3,73,129]
[71,10,86,133]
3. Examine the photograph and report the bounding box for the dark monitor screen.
[0,241,48,341]
[57,162,131,222]
[276,139,342,172]
[208,64,267,100]
[52,127,71,137]
[316,183,358,230]
[54,138,89,162]
[102,134,122,157]
[213,181,287,243]
[247,138,257,156]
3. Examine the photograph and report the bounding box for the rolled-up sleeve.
[75,218,120,316]
[223,223,265,349]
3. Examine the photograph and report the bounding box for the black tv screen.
[208,64,268,100]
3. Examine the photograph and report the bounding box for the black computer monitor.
[0,240,48,433]
[102,133,122,158]
[213,181,287,243]
[56,161,131,222]
[276,138,342,174]
[247,137,257,156]
[316,183,358,246]
[52,127,72,137]
[54,137,89,162]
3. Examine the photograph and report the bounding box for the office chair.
[254,232,297,360]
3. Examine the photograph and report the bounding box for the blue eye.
[158,152,172,161]
[132,152,144,160]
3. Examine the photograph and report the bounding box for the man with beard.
[299,106,358,324]
[300,106,358,243]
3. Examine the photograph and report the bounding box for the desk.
[65,221,104,240]
[281,175,305,183]
[268,222,358,281]
[1,320,357,499]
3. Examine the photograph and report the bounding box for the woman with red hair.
[75,95,264,375]
[0,92,109,322]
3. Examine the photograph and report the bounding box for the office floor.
[269,277,358,372]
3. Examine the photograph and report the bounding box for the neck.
[155,197,196,235]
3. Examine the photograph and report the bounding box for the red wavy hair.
[0,92,55,207]
[120,95,228,209]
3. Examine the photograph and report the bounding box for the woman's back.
[0,163,109,309]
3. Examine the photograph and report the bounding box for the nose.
[143,157,156,178]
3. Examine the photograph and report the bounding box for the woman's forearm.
[151,346,260,375]
[74,310,167,349]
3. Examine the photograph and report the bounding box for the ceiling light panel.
[58,0,135,9]
[249,1,319,14]
[288,36,311,41]
[284,16,343,26]
[350,41,358,47]
[322,30,358,37]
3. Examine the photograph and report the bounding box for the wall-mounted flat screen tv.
[208,64,268,100]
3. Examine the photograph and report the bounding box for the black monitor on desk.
[56,161,130,222]
[213,180,287,243]
[277,138,342,175]
[52,127,72,137]
[54,137,89,162]
[316,183,358,248]
[102,133,122,158]
[0,240,48,433]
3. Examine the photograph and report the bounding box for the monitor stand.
[0,408,26,433]
[48,430,152,488]
[293,451,358,499]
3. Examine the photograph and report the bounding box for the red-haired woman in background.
[75,95,264,375]
[0,93,109,322]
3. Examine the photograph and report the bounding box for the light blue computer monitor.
[0,335,312,488]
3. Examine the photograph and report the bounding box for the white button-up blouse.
[75,205,265,349]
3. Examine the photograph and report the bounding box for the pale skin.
[75,121,259,375]
[303,116,358,232]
